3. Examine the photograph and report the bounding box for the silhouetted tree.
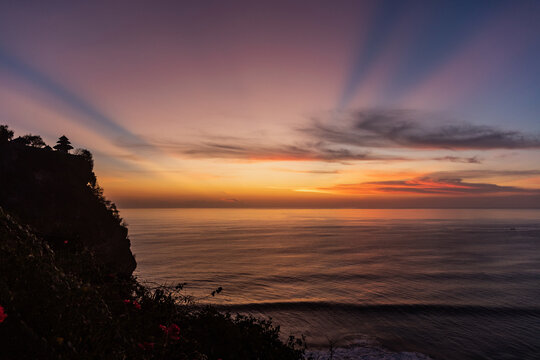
[53,135,73,153]
[22,134,46,148]
[74,148,96,186]
[12,137,28,146]
[0,125,14,142]
[12,134,45,147]
[74,148,94,167]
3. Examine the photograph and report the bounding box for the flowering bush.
[124,299,142,310]
[0,306,7,323]
[0,209,305,359]
[137,342,155,351]
[160,323,181,341]
[0,135,306,359]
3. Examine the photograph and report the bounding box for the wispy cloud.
[274,168,341,174]
[427,169,540,180]
[123,137,404,163]
[118,109,539,164]
[303,109,540,150]
[308,168,540,196]
[316,176,539,196]
[433,156,481,164]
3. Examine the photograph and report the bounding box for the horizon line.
[118,206,540,210]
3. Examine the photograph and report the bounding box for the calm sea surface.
[123,208,540,360]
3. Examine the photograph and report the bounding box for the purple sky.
[1,0,539,207]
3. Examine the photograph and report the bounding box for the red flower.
[64,240,68,244]
[160,323,181,341]
[0,306,7,323]
[138,342,155,351]
[124,299,141,310]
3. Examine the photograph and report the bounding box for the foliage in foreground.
[0,209,305,359]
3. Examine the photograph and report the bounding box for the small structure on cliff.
[53,135,74,153]
[0,126,136,275]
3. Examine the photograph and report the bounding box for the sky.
[1,0,539,208]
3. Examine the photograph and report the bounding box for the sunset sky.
[1,0,539,208]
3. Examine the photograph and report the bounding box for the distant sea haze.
[124,208,540,360]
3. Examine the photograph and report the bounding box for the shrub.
[0,209,305,359]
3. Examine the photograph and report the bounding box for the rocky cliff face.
[0,141,136,275]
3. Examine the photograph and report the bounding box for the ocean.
[122,208,540,360]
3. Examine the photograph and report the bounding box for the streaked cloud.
[433,156,481,164]
[116,108,539,164]
[274,168,341,175]
[427,169,540,180]
[316,176,539,196]
[121,137,404,163]
[303,109,540,150]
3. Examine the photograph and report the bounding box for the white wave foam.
[306,342,433,360]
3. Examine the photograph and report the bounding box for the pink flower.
[168,323,181,340]
[124,299,141,310]
[160,323,181,341]
[138,342,155,351]
[64,240,68,244]
[0,306,7,323]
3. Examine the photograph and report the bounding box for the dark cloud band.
[318,176,539,195]
[303,109,540,150]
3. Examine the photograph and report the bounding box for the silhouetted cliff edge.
[0,139,136,275]
[0,129,305,359]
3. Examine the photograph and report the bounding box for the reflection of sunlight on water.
[127,208,539,224]
[126,208,540,305]
[124,208,540,360]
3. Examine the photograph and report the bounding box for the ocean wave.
[215,302,540,316]
[250,271,540,283]
[306,340,434,360]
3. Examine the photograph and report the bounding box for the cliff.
[0,140,136,275]
[0,205,304,359]
[0,131,304,359]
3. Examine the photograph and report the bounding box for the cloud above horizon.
[433,156,481,164]
[116,108,540,165]
[130,138,401,163]
[119,135,486,164]
[303,109,540,150]
[315,176,540,196]
[427,169,540,180]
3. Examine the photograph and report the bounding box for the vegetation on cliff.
[0,126,305,359]
[0,129,135,275]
